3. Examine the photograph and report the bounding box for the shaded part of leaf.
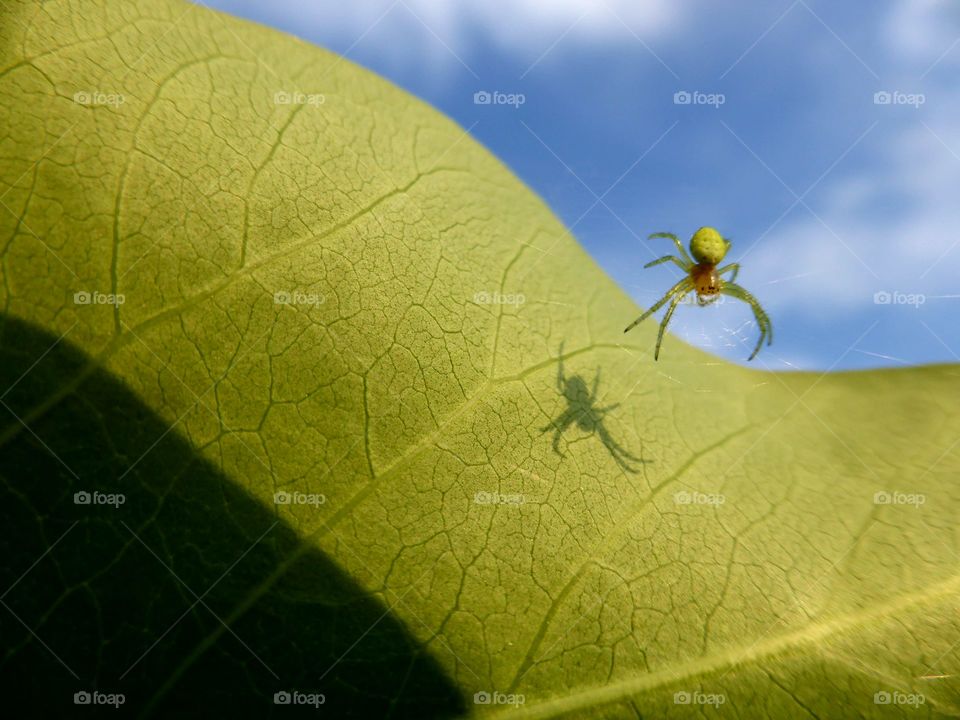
[0,316,465,718]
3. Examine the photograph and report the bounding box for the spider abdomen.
[691,263,721,297]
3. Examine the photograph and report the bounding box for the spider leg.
[644,255,691,272]
[595,402,620,415]
[590,370,600,401]
[720,281,773,360]
[541,407,570,434]
[624,278,692,334]
[717,262,740,283]
[596,422,641,472]
[654,288,691,360]
[724,281,773,346]
[649,232,694,265]
[546,410,576,455]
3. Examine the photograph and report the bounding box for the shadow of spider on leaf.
[540,345,647,473]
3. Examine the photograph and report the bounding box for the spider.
[623,227,772,361]
[541,348,642,472]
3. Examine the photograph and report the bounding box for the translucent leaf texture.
[1,1,959,717]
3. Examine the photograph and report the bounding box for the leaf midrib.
[141,340,680,709]
[487,572,960,720]
[505,423,754,693]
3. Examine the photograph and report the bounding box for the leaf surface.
[2,1,959,717]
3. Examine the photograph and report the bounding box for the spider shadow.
[0,315,464,719]
[540,344,648,473]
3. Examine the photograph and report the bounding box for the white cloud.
[744,2,960,317]
[220,0,681,72]
[428,0,680,53]
[884,0,960,64]
[747,124,960,316]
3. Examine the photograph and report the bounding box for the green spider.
[624,227,772,361]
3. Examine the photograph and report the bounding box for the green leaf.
[2,1,959,718]
[0,315,465,717]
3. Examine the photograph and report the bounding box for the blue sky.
[199,0,960,370]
